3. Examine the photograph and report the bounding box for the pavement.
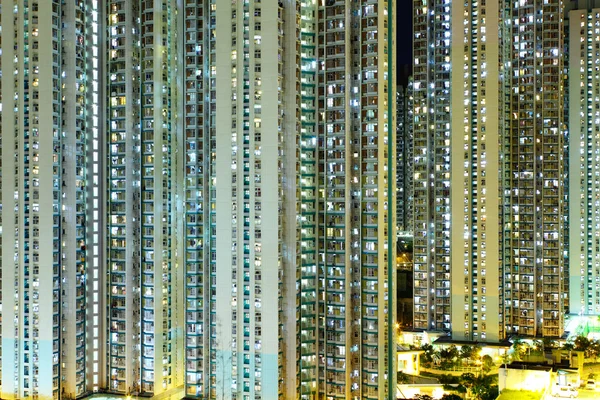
[544,389,599,399]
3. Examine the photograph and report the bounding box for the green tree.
[481,354,494,373]
[500,351,511,366]
[397,370,410,384]
[458,373,498,400]
[511,338,529,361]
[459,372,476,388]
[441,394,462,400]
[420,343,436,368]
[432,350,442,366]
[460,344,474,359]
[438,374,460,385]
[588,340,600,360]
[574,335,591,352]
[480,385,499,400]
[562,340,575,351]
[532,339,544,355]
[440,345,460,370]
[414,395,433,400]
[543,337,558,350]
[460,344,482,363]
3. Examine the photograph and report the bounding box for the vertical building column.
[86,0,105,392]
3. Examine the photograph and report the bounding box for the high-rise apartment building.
[501,0,567,340]
[568,1,600,317]
[181,2,214,398]
[0,1,185,399]
[1,1,396,399]
[106,0,184,396]
[449,0,503,342]
[183,1,396,399]
[412,0,452,332]
[182,1,298,399]
[311,1,396,398]
[397,81,414,233]
[414,0,567,340]
[1,1,102,398]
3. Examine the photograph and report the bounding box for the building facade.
[500,0,566,339]
[397,82,414,234]
[0,1,396,399]
[183,1,397,399]
[181,1,214,398]
[0,1,101,398]
[412,0,452,332]
[415,0,567,341]
[449,0,503,342]
[105,0,184,396]
[311,1,396,398]
[0,0,185,398]
[182,0,299,398]
[568,1,600,317]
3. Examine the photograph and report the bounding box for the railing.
[421,365,487,374]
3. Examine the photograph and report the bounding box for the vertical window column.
[89,0,101,391]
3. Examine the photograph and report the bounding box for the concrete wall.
[498,368,551,392]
